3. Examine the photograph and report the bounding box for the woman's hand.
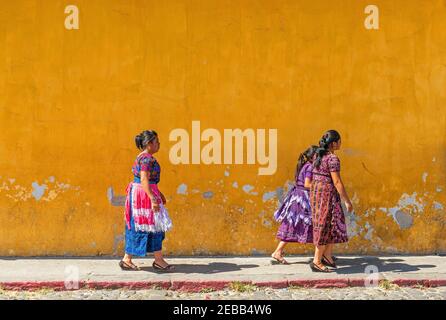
[151,198,160,212]
[345,201,353,213]
[160,193,167,205]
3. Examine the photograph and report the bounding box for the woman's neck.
[139,150,152,156]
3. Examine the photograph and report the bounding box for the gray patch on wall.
[251,249,266,255]
[276,187,285,204]
[32,182,47,200]
[394,210,413,229]
[434,202,444,210]
[343,148,362,156]
[262,191,276,202]
[177,183,188,195]
[203,191,214,199]
[113,234,125,255]
[107,187,126,206]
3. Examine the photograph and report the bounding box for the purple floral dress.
[274,162,313,243]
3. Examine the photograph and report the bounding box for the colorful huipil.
[310,153,348,246]
[124,152,172,256]
[273,162,313,243]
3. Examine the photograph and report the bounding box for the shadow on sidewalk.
[139,262,259,274]
[334,257,436,274]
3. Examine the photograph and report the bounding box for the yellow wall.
[1,0,446,256]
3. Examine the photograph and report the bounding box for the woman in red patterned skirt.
[309,130,353,273]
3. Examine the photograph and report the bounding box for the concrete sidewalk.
[1,256,445,291]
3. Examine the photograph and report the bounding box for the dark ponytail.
[295,145,318,179]
[313,130,341,168]
[135,130,158,150]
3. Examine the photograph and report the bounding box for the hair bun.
[135,133,143,149]
[135,130,158,150]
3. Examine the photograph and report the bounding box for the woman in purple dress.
[310,130,353,272]
[271,145,318,264]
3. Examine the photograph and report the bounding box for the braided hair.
[313,130,341,168]
[295,145,318,179]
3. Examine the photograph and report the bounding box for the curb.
[2,279,446,292]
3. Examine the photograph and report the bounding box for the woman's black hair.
[135,130,158,150]
[313,130,341,168]
[295,145,318,179]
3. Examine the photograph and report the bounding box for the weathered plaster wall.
[1,0,446,256]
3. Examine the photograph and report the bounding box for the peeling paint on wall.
[392,210,414,229]
[379,192,425,229]
[433,201,444,211]
[380,192,425,229]
[112,234,124,255]
[1,177,79,203]
[107,187,126,206]
[262,218,272,228]
[202,191,214,199]
[364,208,376,217]
[251,249,266,255]
[345,210,362,238]
[31,182,47,200]
[398,193,425,213]
[364,222,374,240]
[276,187,285,204]
[262,191,276,202]
[177,183,188,195]
[234,206,244,214]
[242,184,257,195]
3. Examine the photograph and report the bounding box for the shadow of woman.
[140,262,259,274]
[333,257,436,274]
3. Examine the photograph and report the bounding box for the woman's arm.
[330,171,353,212]
[304,178,312,189]
[140,171,160,212]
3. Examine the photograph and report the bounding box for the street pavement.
[1,255,445,299]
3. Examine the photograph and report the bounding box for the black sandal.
[271,254,289,265]
[322,255,337,268]
[153,262,175,271]
[119,260,140,271]
[310,262,331,273]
